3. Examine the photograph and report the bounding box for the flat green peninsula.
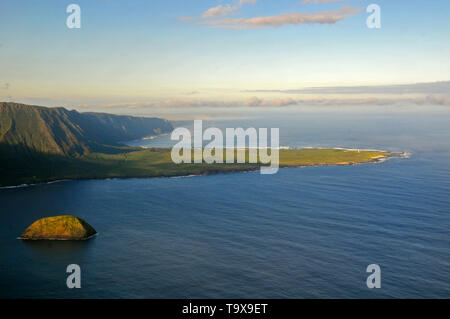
[0,148,398,187]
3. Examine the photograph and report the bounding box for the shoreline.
[18,233,99,241]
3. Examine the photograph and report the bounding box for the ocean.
[1,109,449,298]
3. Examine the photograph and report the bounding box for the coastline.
[0,149,406,189]
[18,233,99,241]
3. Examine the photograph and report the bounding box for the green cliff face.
[20,215,97,240]
[0,102,173,158]
[0,102,173,186]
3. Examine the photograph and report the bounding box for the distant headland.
[1,146,401,188]
[0,102,404,187]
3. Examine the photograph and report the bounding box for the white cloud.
[246,81,450,95]
[82,82,450,110]
[201,5,238,19]
[95,95,450,109]
[198,6,361,29]
[244,96,264,106]
[303,0,345,4]
[272,98,298,106]
[201,0,257,19]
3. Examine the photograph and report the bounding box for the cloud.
[94,95,450,109]
[178,16,195,21]
[197,6,361,29]
[246,81,450,95]
[200,0,257,19]
[422,95,450,106]
[244,96,264,106]
[272,98,298,106]
[81,81,450,110]
[93,99,241,109]
[182,1,357,29]
[275,95,450,107]
[303,0,345,4]
[245,96,450,107]
[202,5,238,19]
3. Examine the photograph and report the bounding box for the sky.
[0,0,449,114]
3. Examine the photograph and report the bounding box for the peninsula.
[1,146,396,187]
[0,102,399,187]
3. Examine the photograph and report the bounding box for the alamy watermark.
[66,4,81,29]
[366,264,381,289]
[367,4,381,29]
[66,264,81,288]
[170,120,280,174]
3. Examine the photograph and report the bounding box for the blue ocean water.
[0,110,449,298]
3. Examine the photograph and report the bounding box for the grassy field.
[0,148,394,187]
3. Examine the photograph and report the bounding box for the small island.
[20,215,97,240]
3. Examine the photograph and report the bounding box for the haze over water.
[1,109,449,298]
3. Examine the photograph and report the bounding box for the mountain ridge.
[0,102,173,158]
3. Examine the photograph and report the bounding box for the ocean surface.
[1,109,449,298]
